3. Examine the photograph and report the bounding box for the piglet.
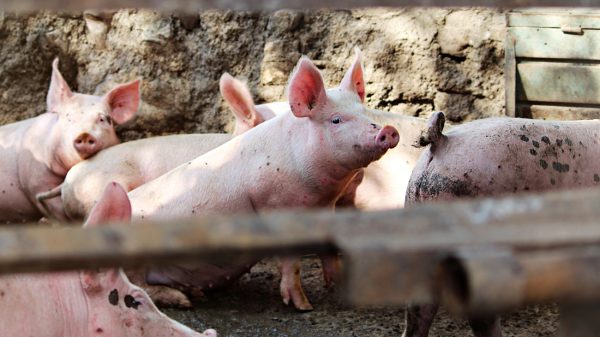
[54,74,279,221]
[1,58,139,223]
[128,52,399,311]
[404,112,600,337]
[0,182,216,337]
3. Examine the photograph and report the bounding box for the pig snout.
[376,125,399,150]
[74,132,100,158]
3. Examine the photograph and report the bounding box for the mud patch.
[410,172,477,201]
[551,162,570,173]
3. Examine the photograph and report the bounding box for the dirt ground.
[164,257,559,337]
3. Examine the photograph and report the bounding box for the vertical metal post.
[558,302,600,337]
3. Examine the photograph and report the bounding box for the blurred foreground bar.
[1,187,600,312]
[2,0,600,11]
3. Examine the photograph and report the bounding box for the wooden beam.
[436,245,600,315]
[1,188,600,308]
[2,0,600,11]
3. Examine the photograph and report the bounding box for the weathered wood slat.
[516,62,600,104]
[3,0,600,10]
[0,187,600,308]
[510,27,600,60]
[509,11,600,29]
[516,103,600,119]
[505,33,517,117]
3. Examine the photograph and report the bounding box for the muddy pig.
[0,181,216,337]
[47,74,281,221]
[128,53,399,311]
[0,58,139,223]
[404,111,600,337]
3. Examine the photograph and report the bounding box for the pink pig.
[54,74,281,221]
[0,181,216,337]
[404,111,600,337]
[0,58,139,223]
[127,53,399,311]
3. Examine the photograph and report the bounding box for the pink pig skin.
[404,112,600,337]
[59,76,282,221]
[0,58,139,223]
[128,53,398,311]
[408,112,600,203]
[0,182,216,337]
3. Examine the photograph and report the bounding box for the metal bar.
[2,0,600,11]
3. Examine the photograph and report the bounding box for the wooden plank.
[436,245,600,314]
[516,62,600,104]
[2,187,600,307]
[505,33,517,117]
[509,11,600,29]
[510,27,600,60]
[516,103,600,119]
[3,0,600,11]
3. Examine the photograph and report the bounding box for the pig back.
[407,117,600,204]
[62,133,232,220]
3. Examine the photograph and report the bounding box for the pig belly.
[146,262,253,297]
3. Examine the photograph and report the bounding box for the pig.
[336,109,431,210]
[50,74,282,221]
[127,53,399,311]
[0,181,217,337]
[0,58,139,223]
[403,111,600,337]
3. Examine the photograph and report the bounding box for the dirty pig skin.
[128,53,399,311]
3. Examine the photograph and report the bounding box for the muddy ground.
[165,257,559,337]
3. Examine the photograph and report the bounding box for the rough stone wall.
[0,8,506,140]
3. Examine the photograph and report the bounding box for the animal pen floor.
[165,257,559,337]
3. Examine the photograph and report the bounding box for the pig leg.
[319,253,341,288]
[402,303,438,337]
[468,315,502,337]
[279,257,313,311]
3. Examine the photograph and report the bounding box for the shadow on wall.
[0,8,506,141]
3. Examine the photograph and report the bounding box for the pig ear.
[219,73,264,129]
[340,47,365,102]
[84,181,132,228]
[104,80,140,124]
[47,58,74,113]
[81,182,131,293]
[287,57,327,119]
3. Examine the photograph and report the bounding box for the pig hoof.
[294,301,314,312]
[202,328,218,337]
[280,286,314,312]
[146,285,192,308]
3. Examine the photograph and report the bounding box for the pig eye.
[331,116,342,124]
[99,115,112,124]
